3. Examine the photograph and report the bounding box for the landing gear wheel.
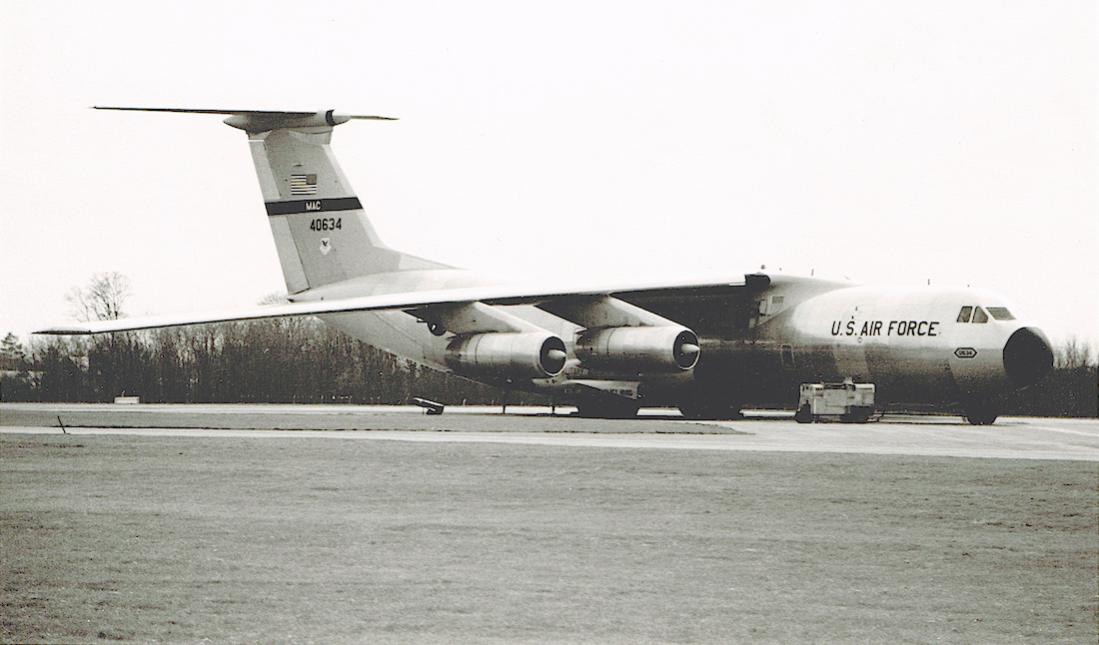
[794,404,813,424]
[964,410,999,425]
[576,399,640,419]
[963,400,1000,425]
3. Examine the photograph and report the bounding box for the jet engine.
[575,326,700,372]
[445,332,568,379]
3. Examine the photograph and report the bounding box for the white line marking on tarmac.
[3,425,1097,462]
[1017,425,1099,438]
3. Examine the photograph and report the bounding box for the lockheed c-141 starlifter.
[38,107,1054,424]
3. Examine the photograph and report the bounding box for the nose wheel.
[963,401,1000,425]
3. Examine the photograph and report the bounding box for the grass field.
[1,432,1095,643]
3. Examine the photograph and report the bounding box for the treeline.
[1002,365,1097,417]
[0,320,547,406]
[1002,338,1097,418]
[1,325,1095,416]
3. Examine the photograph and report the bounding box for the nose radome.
[1003,327,1054,388]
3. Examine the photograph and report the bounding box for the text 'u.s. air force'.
[831,320,940,337]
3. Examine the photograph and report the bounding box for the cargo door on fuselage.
[832,303,871,382]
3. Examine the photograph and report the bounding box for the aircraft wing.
[35,274,769,335]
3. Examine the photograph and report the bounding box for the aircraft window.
[956,306,973,323]
[987,307,1015,321]
[972,307,989,323]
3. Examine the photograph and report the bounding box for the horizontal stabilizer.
[93,107,397,131]
[94,106,396,119]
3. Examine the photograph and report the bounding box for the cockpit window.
[972,307,989,323]
[956,306,973,323]
[986,307,1015,321]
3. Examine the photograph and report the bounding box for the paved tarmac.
[2,403,1096,462]
[3,404,1096,642]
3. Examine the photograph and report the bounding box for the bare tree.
[258,292,289,306]
[0,332,26,366]
[1056,336,1093,370]
[66,272,130,322]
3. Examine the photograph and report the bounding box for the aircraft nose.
[1002,327,1054,388]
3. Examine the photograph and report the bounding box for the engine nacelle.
[445,332,567,379]
[575,326,700,372]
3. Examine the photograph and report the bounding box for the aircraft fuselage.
[308,271,1053,416]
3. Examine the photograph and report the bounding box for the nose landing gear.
[963,400,1000,425]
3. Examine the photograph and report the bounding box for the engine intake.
[446,332,567,379]
[575,326,700,372]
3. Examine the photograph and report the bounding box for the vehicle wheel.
[576,399,640,419]
[794,404,813,424]
[840,408,873,423]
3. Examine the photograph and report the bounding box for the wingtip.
[33,324,95,335]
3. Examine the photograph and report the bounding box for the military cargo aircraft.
[37,108,1054,424]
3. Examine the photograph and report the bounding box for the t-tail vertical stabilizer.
[93,107,447,294]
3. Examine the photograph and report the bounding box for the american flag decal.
[289,173,318,196]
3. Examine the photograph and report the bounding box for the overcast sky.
[1,1,1096,348]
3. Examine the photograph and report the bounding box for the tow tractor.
[795,378,877,423]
